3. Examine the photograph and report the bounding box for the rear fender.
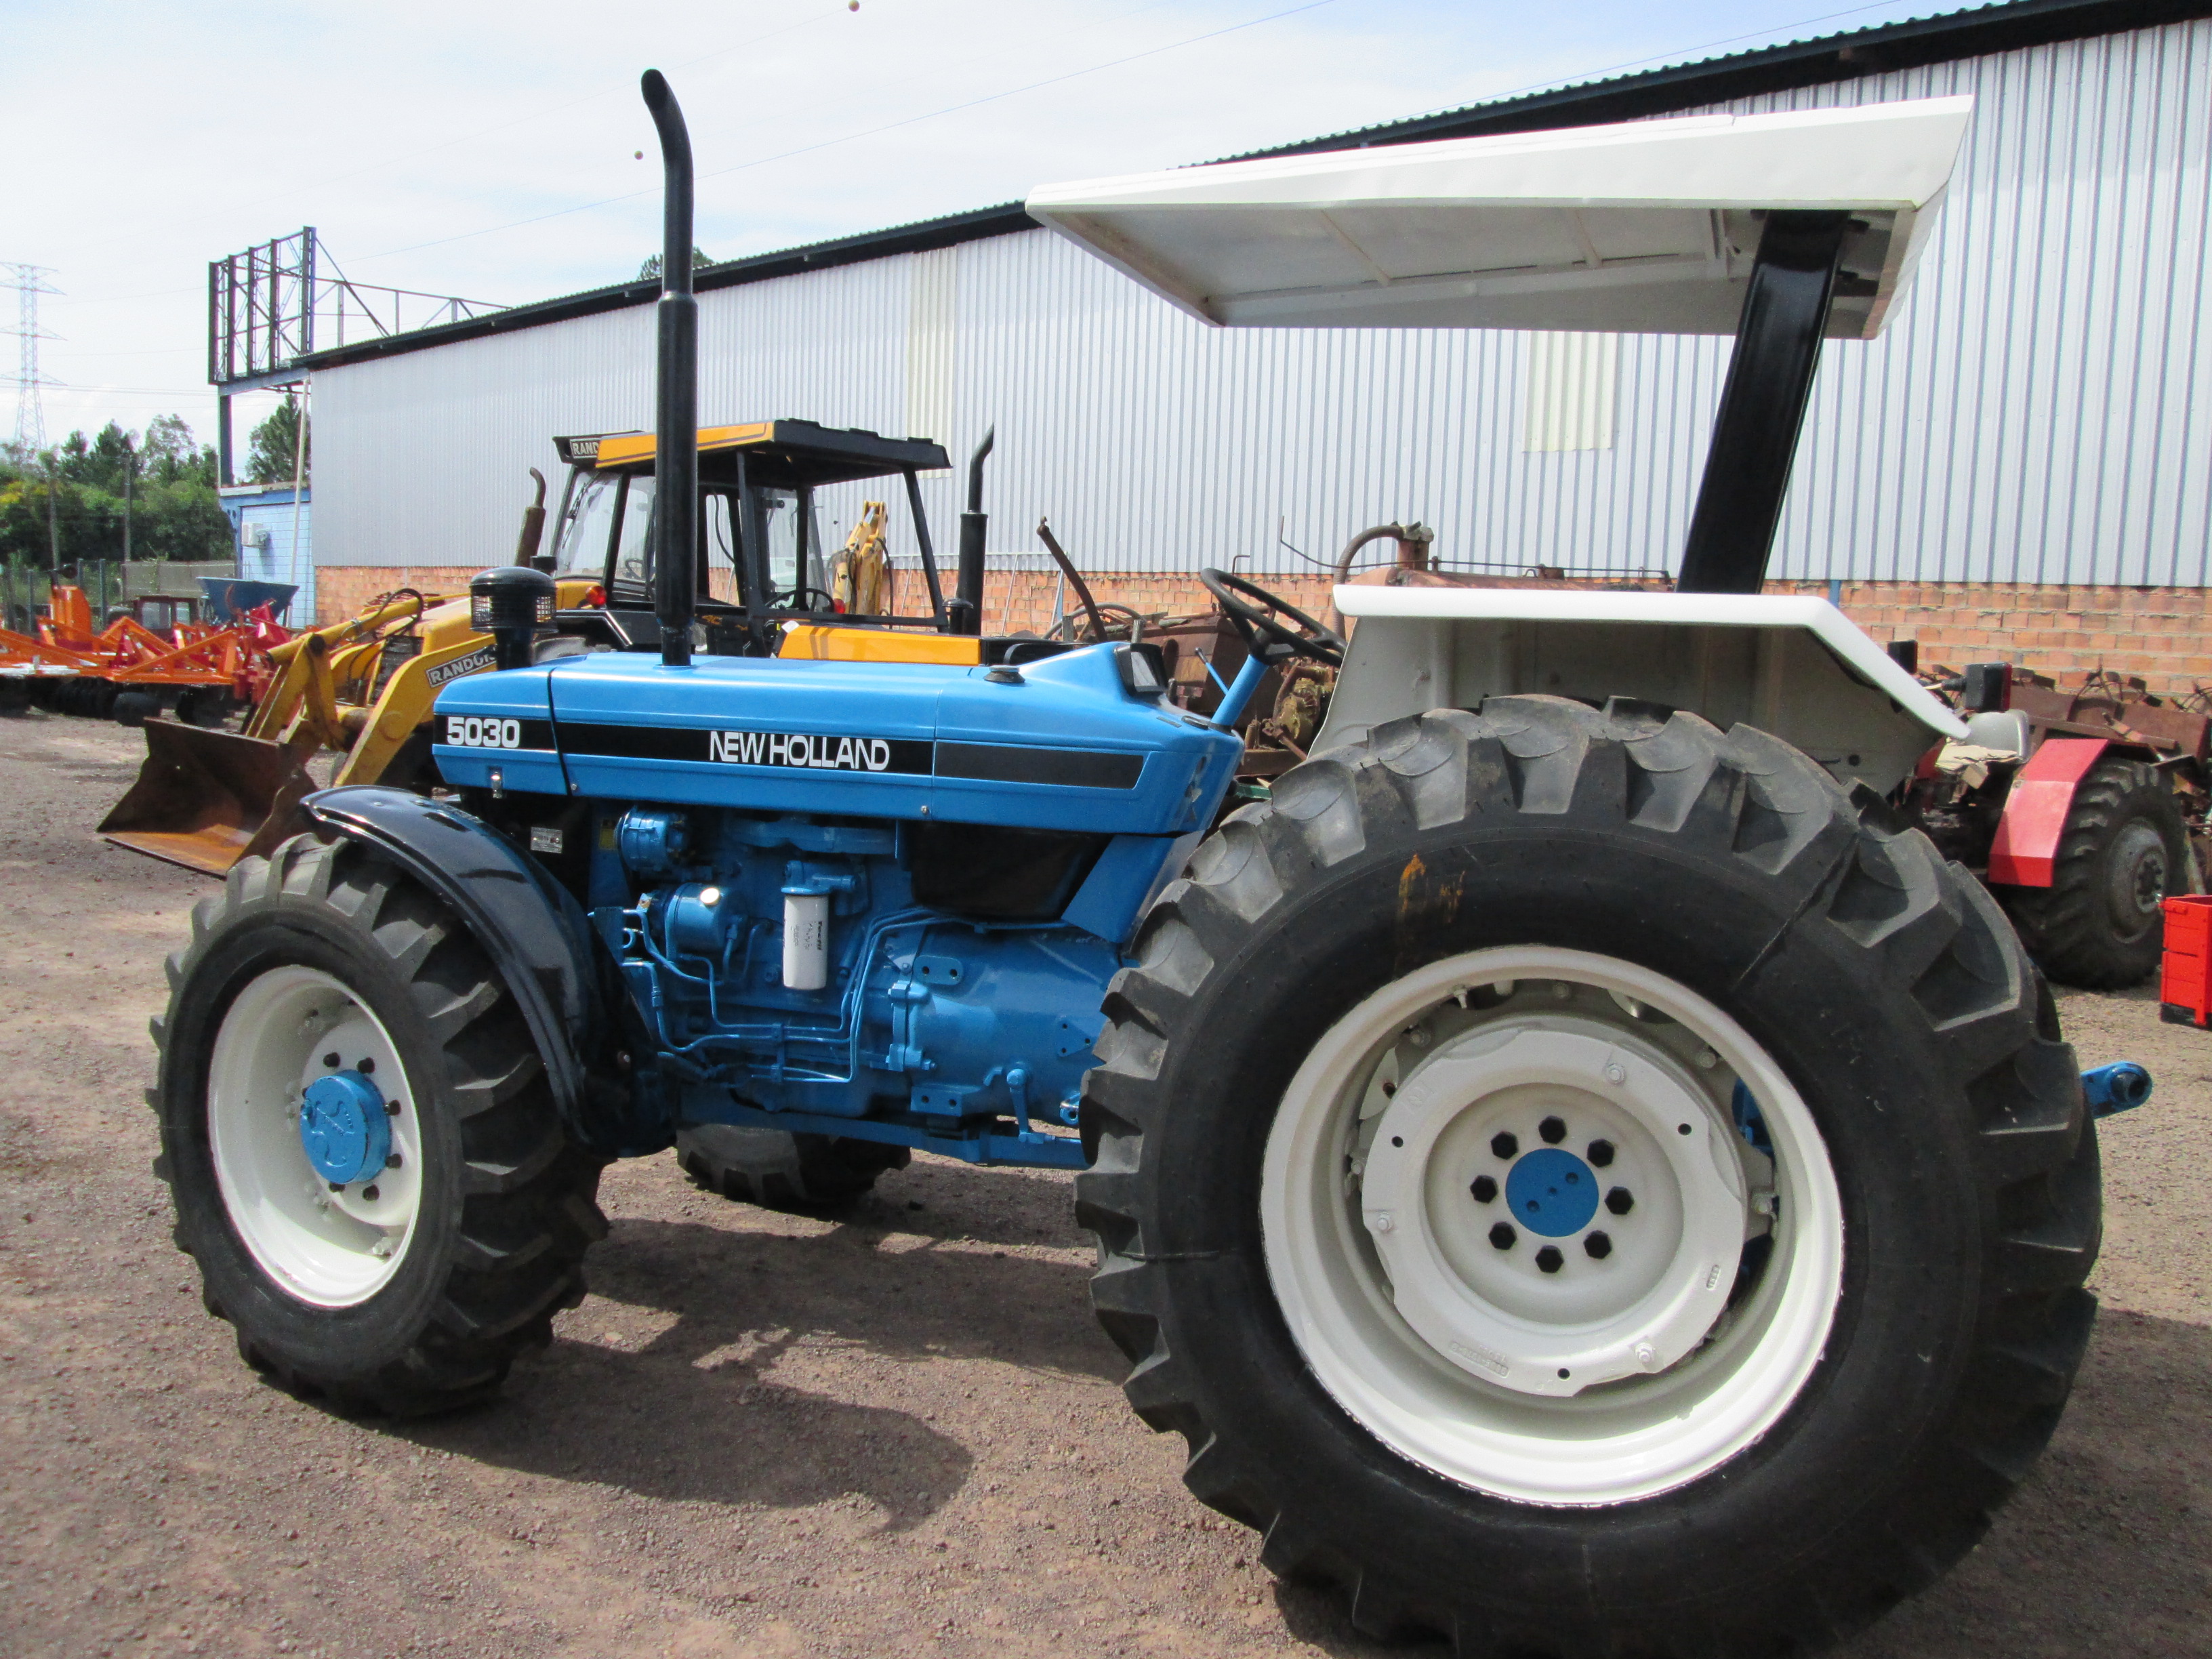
[1315,586,1965,796]
[302,785,600,1136]
[1986,736,2110,888]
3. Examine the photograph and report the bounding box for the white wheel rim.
[208,966,424,1307]
[1261,947,1843,1506]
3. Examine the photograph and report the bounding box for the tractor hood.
[430,642,1240,837]
[1025,96,1971,338]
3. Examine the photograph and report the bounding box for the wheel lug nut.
[322,1052,340,1069]
[1586,1139,1614,1168]
[358,1057,375,1074]
[362,1185,380,1202]
[1606,1186,1635,1215]
[1490,1132,1519,1160]
[1584,1231,1613,1259]
[1488,1223,1517,1250]
[1538,1115,1565,1145]
[1534,1246,1563,1273]
[1469,1174,1498,1203]
[386,1152,402,1169]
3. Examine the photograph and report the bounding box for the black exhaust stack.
[949,427,994,636]
[642,70,698,667]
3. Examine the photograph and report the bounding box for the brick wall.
[314,562,2212,698]
[316,565,483,623]
[1770,581,2212,698]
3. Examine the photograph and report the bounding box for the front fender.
[302,785,599,1134]
[1986,737,2110,888]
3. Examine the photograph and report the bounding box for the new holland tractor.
[148,79,2155,1657]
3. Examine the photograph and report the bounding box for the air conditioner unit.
[241,524,271,551]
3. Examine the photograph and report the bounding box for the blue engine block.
[589,802,1126,1165]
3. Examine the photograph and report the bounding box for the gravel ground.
[1,712,2205,1659]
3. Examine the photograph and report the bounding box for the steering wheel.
[1200,568,1347,667]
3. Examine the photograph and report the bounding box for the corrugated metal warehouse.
[301,0,2212,691]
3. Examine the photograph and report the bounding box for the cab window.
[553,473,620,578]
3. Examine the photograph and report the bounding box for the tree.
[246,396,308,485]
[51,422,138,492]
[639,246,715,281]
[0,415,228,567]
[141,414,215,485]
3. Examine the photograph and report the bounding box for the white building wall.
[312,16,2212,589]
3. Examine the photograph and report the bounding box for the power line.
[1387,0,1925,130]
[354,0,1345,263]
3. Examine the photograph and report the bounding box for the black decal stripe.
[935,741,1144,790]
[561,722,703,762]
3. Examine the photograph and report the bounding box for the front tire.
[1078,699,2098,1658]
[154,834,607,1414]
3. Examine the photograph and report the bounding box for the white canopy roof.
[1026,97,1972,339]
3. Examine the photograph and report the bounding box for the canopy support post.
[1675,211,1850,596]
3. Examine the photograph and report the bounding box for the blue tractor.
[149,77,2146,1658]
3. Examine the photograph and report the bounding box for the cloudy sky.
[6,0,1950,449]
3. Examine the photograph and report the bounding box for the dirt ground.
[0,712,2205,1659]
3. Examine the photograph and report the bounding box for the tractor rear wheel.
[153,833,607,1414]
[676,1126,908,1210]
[1077,698,2097,1658]
[2004,756,2187,989]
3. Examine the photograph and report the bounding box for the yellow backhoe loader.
[98,469,594,876]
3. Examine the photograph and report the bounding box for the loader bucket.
[97,719,319,876]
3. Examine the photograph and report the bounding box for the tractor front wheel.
[154,834,606,1414]
[1078,698,2097,1658]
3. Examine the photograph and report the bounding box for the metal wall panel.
[313,17,2212,590]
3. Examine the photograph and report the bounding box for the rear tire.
[154,834,607,1414]
[2004,756,2187,989]
[1078,698,2097,1658]
[676,1126,908,1210]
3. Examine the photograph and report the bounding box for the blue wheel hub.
[1504,1146,1601,1237]
[298,1071,391,1185]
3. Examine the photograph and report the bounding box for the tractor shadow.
[405,1158,1117,1529]
[1266,1306,2212,1659]
[1838,1305,2212,1658]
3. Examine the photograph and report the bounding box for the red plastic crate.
[2159,894,2212,1027]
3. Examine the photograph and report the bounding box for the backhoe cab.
[541,419,957,653]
